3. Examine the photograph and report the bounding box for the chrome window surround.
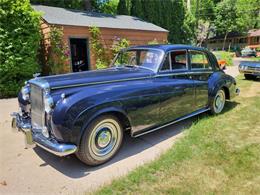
[111,48,165,72]
[159,49,189,73]
[188,50,213,71]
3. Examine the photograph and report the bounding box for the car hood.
[33,67,154,90]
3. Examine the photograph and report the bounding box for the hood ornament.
[33,73,41,78]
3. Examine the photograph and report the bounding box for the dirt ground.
[0,64,241,195]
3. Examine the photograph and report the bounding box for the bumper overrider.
[11,112,77,156]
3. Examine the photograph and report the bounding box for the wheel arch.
[74,105,131,145]
[222,86,230,100]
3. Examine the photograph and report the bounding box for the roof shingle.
[33,5,168,32]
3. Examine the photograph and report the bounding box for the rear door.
[157,50,195,125]
[188,50,213,109]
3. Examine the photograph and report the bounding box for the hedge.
[0,0,41,98]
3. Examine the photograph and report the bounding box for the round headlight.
[44,94,54,113]
[21,85,30,101]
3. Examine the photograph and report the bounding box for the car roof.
[128,44,209,53]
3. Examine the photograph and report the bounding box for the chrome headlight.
[42,126,49,138]
[44,93,54,113]
[21,85,30,101]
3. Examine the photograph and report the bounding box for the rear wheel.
[76,115,123,166]
[210,89,226,114]
[244,74,255,80]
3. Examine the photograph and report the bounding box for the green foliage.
[97,0,119,15]
[47,26,69,74]
[89,26,109,69]
[0,0,41,98]
[117,0,129,14]
[111,37,130,56]
[129,0,188,44]
[147,39,159,45]
[213,51,234,66]
[30,0,85,10]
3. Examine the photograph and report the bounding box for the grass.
[93,75,260,195]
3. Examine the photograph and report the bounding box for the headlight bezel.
[44,92,54,114]
[21,84,30,101]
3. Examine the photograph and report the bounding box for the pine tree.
[130,0,143,18]
[117,0,129,15]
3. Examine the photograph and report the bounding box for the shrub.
[89,26,109,69]
[111,37,130,56]
[47,26,69,75]
[0,0,41,98]
[213,51,233,66]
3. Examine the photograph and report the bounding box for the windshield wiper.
[124,64,139,68]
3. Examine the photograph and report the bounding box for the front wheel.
[76,115,123,166]
[210,89,226,114]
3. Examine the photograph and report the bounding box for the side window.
[161,53,170,71]
[170,50,187,70]
[160,50,187,71]
[190,51,212,70]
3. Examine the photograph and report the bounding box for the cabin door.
[70,38,89,72]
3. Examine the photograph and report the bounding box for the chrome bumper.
[239,69,260,75]
[11,112,77,156]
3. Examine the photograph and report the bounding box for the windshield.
[112,49,164,71]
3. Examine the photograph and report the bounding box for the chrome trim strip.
[51,76,152,89]
[133,107,210,137]
[155,71,213,77]
[30,78,50,91]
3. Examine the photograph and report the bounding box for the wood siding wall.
[62,25,168,70]
[39,21,168,73]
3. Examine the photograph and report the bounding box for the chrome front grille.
[30,84,45,128]
[247,66,260,72]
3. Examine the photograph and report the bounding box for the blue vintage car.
[239,61,260,80]
[12,45,239,165]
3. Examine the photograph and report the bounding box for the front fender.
[72,101,129,145]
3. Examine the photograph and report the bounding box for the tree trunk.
[204,23,211,48]
[222,32,228,51]
[84,0,91,11]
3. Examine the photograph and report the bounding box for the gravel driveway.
[0,61,241,195]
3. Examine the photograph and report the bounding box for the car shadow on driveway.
[33,101,238,179]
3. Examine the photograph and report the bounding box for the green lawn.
[93,75,260,195]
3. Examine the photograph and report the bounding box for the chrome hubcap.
[96,129,112,148]
[89,119,120,160]
[214,90,225,113]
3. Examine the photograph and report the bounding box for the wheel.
[210,89,226,114]
[76,115,123,166]
[244,74,254,80]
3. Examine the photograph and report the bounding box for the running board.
[133,107,210,138]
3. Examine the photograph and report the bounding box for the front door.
[70,38,89,72]
[158,50,195,124]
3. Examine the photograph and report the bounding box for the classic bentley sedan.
[12,45,239,166]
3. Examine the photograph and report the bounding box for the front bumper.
[11,112,77,156]
[239,69,260,76]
